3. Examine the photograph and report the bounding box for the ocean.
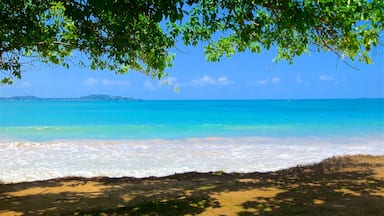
[1,99,383,183]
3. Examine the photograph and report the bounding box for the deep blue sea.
[1,99,383,182]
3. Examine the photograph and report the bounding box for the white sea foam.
[1,136,383,183]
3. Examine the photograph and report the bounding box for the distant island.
[0,94,141,101]
[79,95,140,101]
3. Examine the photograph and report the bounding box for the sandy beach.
[0,154,383,216]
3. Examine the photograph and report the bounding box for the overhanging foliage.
[1,0,383,84]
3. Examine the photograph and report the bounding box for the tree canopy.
[1,0,383,84]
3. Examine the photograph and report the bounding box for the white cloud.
[101,79,128,86]
[19,81,31,88]
[217,76,234,85]
[144,77,179,90]
[296,75,303,84]
[84,78,98,86]
[160,77,177,85]
[191,75,216,86]
[190,75,233,87]
[144,80,155,90]
[256,79,268,85]
[319,75,334,81]
[256,77,280,85]
[84,78,129,87]
[271,77,280,84]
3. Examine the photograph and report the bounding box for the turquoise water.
[0,99,383,183]
[1,99,383,141]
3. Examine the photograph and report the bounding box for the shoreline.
[2,135,383,184]
[1,154,383,215]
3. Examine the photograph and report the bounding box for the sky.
[1,43,383,100]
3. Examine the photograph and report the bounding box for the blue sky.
[1,43,383,99]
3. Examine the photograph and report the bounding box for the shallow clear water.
[1,99,383,140]
[0,99,383,183]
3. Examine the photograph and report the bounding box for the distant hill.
[79,94,138,101]
[1,96,41,100]
[0,95,141,101]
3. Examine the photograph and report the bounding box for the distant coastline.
[0,94,141,101]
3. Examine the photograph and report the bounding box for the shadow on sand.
[0,155,383,216]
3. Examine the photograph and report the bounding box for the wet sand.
[1,155,383,215]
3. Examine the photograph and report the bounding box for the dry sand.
[0,155,383,215]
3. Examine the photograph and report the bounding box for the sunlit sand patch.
[238,178,260,184]
[120,194,132,202]
[0,210,23,216]
[371,164,384,180]
[199,188,285,215]
[370,188,384,197]
[335,188,361,197]
[5,180,112,198]
[313,199,325,205]
[196,185,216,190]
